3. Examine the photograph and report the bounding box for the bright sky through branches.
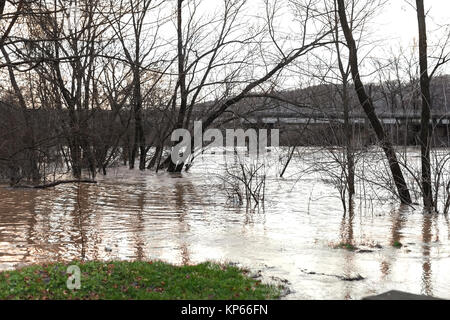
[378,0,450,48]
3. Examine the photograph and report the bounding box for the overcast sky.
[200,0,450,47]
[378,0,450,48]
[193,0,450,90]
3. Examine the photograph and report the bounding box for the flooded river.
[1,149,450,299]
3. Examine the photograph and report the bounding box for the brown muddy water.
[1,149,450,300]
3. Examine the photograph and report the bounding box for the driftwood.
[12,180,97,189]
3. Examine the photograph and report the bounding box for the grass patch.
[0,260,281,300]
[333,242,357,251]
[392,241,403,248]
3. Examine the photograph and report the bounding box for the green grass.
[333,242,357,251]
[0,260,282,300]
[393,241,403,248]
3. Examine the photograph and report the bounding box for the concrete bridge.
[241,111,450,126]
[219,110,450,147]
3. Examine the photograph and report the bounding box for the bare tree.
[0,0,43,184]
[21,0,114,179]
[105,0,168,170]
[336,0,412,204]
[163,0,332,172]
[415,0,433,210]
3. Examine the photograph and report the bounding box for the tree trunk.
[337,0,411,204]
[148,144,162,169]
[69,141,82,179]
[416,0,434,210]
[168,0,188,173]
[342,82,355,199]
[333,3,355,202]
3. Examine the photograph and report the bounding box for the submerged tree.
[336,0,412,205]
[164,0,333,172]
[415,0,433,210]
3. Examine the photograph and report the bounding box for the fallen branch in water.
[300,268,365,282]
[12,180,97,189]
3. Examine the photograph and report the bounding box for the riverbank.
[0,260,281,300]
